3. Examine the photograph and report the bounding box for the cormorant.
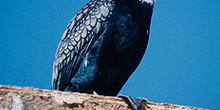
[52,0,154,109]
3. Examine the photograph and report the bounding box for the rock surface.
[0,85,207,110]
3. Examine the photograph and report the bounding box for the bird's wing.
[52,0,115,90]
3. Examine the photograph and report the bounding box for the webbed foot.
[118,94,148,110]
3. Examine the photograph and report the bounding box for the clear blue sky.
[0,0,219,109]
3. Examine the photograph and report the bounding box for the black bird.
[52,0,154,105]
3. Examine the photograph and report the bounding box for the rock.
[0,85,207,110]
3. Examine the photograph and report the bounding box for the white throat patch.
[139,0,155,6]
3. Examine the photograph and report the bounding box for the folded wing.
[52,0,115,90]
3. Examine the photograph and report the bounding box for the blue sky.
[0,0,219,109]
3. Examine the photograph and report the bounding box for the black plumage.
[52,0,154,96]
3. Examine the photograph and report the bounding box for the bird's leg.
[117,94,148,110]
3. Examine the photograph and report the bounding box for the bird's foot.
[118,94,148,110]
[92,91,99,95]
